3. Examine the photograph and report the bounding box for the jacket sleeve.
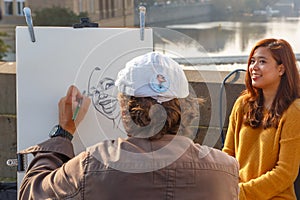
[18,136,87,200]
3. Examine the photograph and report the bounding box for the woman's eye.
[259,60,266,64]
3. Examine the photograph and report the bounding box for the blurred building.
[0,0,136,61]
[273,0,300,17]
[0,0,136,26]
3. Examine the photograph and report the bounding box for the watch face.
[49,125,60,137]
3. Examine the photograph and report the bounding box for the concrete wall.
[0,116,17,181]
[0,63,17,181]
[184,69,246,148]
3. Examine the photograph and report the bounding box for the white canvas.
[16,26,153,185]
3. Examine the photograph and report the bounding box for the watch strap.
[50,125,73,141]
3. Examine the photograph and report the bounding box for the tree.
[0,32,10,61]
[33,6,88,26]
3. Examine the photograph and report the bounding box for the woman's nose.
[250,62,258,71]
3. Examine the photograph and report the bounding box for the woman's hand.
[58,85,91,134]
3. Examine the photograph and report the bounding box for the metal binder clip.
[23,7,36,42]
[6,153,28,172]
[139,6,146,41]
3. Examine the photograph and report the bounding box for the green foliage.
[0,32,11,61]
[33,6,88,26]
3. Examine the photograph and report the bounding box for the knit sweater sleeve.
[222,96,244,157]
[239,100,300,199]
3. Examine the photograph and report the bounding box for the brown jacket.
[19,135,239,200]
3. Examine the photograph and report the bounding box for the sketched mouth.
[98,99,118,113]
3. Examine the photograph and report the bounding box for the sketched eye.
[99,78,115,91]
[99,93,108,99]
[105,82,114,90]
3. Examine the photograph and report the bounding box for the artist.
[19,52,239,199]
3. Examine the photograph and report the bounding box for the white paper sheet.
[16,26,153,186]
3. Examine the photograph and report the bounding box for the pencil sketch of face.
[88,67,120,120]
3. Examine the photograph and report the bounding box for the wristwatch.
[49,125,73,141]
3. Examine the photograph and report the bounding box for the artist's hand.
[58,85,91,134]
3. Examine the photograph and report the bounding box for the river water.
[152,18,300,70]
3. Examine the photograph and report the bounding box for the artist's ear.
[278,64,285,76]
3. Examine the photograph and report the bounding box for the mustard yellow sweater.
[223,96,300,200]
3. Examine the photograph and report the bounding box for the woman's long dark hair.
[243,38,300,128]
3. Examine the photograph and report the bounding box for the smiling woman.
[244,39,299,129]
[248,46,285,111]
[222,38,300,200]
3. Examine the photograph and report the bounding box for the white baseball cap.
[115,52,189,103]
